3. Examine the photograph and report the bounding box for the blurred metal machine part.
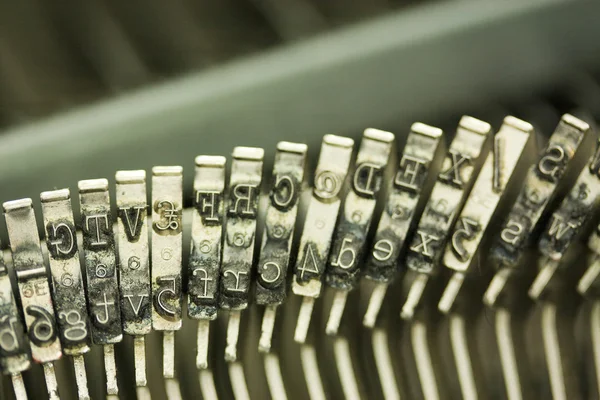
[1,1,600,399]
[0,1,599,210]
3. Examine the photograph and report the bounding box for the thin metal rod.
[450,314,478,400]
[104,344,119,396]
[165,378,183,400]
[326,290,348,336]
[412,320,440,400]
[163,331,176,379]
[401,274,428,320]
[541,303,567,400]
[199,369,219,400]
[73,354,90,400]
[301,345,326,400]
[578,257,600,295]
[134,336,147,387]
[363,283,387,328]
[136,386,152,399]
[372,329,401,400]
[11,373,27,400]
[295,296,315,344]
[529,260,558,300]
[264,353,288,400]
[439,273,465,314]
[496,309,523,400]
[225,310,241,362]
[591,302,600,398]
[259,305,277,353]
[334,337,360,400]
[229,362,250,400]
[197,319,210,369]
[484,269,510,307]
[43,363,60,400]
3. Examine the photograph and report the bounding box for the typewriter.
[1,1,600,399]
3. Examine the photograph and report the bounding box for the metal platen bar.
[0,239,30,398]
[220,147,264,361]
[292,135,354,343]
[115,170,152,387]
[440,116,535,313]
[324,129,394,336]
[362,123,445,328]
[256,142,307,352]
[485,114,591,307]
[401,116,492,320]
[151,166,184,385]
[40,189,92,399]
[531,133,600,300]
[3,199,62,399]
[188,156,226,368]
[78,179,122,396]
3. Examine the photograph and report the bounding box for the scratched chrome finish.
[151,166,184,388]
[362,123,445,328]
[188,156,226,368]
[4,199,62,399]
[577,147,600,297]
[256,142,307,352]
[527,126,600,400]
[41,189,91,355]
[531,133,600,300]
[78,179,123,396]
[0,241,30,377]
[116,170,151,336]
[485,114,592,308]
[115,170,151,387]
[188,156,226,320]
[220,147,264,362]
[324,129,394,336]
[78,179,123,345]
[401,116,493,320]
[219,147,264,310]
[291,135,354,344]
[151,166,184,332]
[440,116,535,314]
[41,189,92,398]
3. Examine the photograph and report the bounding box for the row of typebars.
[1,113,600,399]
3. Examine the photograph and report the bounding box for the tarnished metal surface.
[41,190,91,356]
[151,167,184,332]
[78,179,122,345]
